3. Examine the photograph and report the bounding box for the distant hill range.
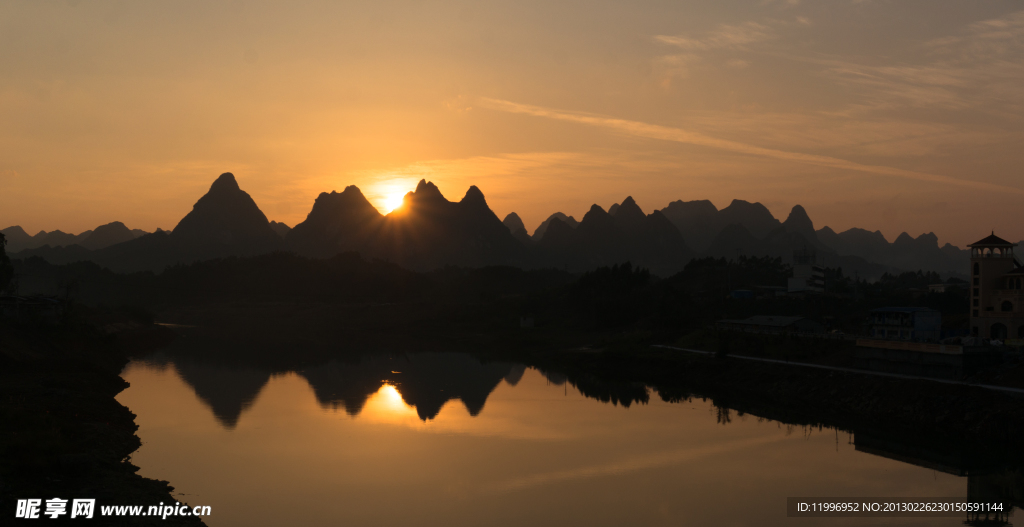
[2,221,148,253]
[4,172,995,278]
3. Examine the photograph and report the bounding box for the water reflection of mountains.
[143,352,527,426]
[140,349,1024,521]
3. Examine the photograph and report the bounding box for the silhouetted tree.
[0,232,13,293]
[570,262,652,328]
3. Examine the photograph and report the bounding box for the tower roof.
[968,231,1015,248]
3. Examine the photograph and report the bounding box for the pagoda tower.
[968,232,1024,339]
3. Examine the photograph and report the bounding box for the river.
[117,351,1011,526]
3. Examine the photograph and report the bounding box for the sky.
[1,0,1022,247]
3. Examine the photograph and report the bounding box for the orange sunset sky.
[1,0,1022,247]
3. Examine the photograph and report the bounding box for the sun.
[383,192,405,213]
[369,178,417,214]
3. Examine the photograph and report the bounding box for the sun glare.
[360,383,420,423]
[378,384,405,408]
[384,193,405,213]
[368,178,417,214]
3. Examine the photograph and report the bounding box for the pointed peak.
[412,179,446,201]
[210,172,241,193]
[614,196,646,226]
[461,185,486,205]
[502,213,526,233]
[414,179,436,193]
[894,232,914,244]
[618,196,644,214]
[341,185,365,196]
[784,204,810,222]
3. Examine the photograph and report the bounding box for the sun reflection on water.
[362,383,420,423]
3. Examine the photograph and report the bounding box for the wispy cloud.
[818,10,1024,113]
[655,21,774,51]
[478,98,1024,196]
[651,18,807,84]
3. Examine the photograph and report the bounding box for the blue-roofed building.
[868,307,941,341]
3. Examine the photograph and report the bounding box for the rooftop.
[968,232,1016,248]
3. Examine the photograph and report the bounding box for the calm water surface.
[117,352,997,526]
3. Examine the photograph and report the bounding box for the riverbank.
[0,315,206,526]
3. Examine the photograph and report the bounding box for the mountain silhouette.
[780,205,816,241]
[298,353,516,420]
[372,181,525,270]
[502,213,532,245]
[706,223,766,259]
[504,364,526,386]
[660,199,779,252]
[172,172,281,251]
[269,221,291,238]
[10,173,288,272]
[5,174,971,277]
[0,227,85,253]
[81,221,136,250]
[0,226,34,253]
[387,353,514,420]
[286,186,384,258]
[298,358,395,416]
[532,212,578,240]
[536,197,693,276]
[718,199,782,238]
[2,222,151,255]
[814,227,968,274]
[171,358,273,429]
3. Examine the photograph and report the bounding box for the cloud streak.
[816,10,1024,113]
[479,97,1024,196]
[654,21,774,50]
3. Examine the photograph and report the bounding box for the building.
[868,307,941,341]
[968,232,1024,339]
[787,246,825,294]
[717,315,825,334]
